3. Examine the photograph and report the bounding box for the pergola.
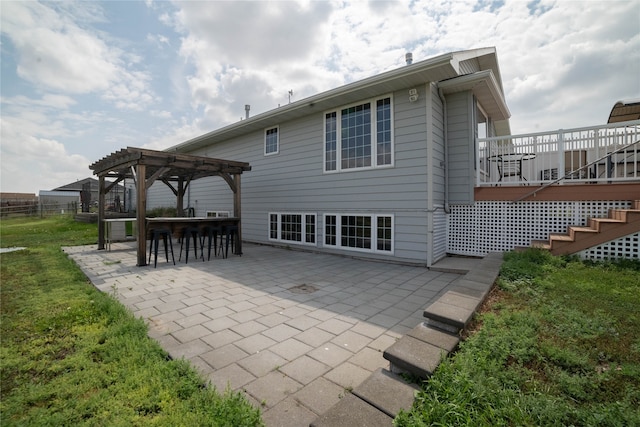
[89,147,251,266]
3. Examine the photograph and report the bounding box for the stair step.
[550,234,573,242]
[610,209,640,221]
[531,240,550,250]
[352,369,420,418]
[383,335,445,378]
[309,393,392,427]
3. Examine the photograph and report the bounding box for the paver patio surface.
[63,242,463,426]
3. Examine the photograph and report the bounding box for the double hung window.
[324,96,393,172]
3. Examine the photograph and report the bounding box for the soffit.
[439,70,511,120]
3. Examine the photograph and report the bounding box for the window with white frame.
[265,126,279,155]
[324,96,393,172]
[324,214,393,253]
[269,213,316,245]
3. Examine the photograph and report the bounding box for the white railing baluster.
[477,120,640,187]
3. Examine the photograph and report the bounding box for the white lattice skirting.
[448,201,638,260]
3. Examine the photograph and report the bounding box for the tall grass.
[1,216,262,426]
[395,249,640,426]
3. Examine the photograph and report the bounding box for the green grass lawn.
[395,249,640,426]
[3,216,639,426]
[1,216,263,426]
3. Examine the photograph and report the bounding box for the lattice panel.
[448,201,632,256]
[578,233,639,261]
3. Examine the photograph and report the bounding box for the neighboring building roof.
[39,190,81,197]
[0,192,37,200]
[608,99,640,123]
[53,177,125,192]
[171,47,511,153]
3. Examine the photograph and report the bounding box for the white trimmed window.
[324,96,393,172]
[324,214,393,253]
[265,126,279,155]
[269,213,316,245]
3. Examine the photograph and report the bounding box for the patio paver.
[63,242,467,426]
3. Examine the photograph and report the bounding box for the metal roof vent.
[405,52,413,65]
[245,104,250,119]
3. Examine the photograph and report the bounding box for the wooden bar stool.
[148,228,175,268]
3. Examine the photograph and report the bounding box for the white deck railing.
[477,120,640,187]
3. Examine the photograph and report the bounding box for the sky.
[1,0,639,194]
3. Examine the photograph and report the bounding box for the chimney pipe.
[405,52,413,65]
[245,104,250,119]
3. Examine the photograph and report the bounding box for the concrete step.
[422,292,479,332]
[309,393,393,427]
[352,369,420,418]
[383,335,445,378]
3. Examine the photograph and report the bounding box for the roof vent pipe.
[405,52,413,65]
[245,104,250,119]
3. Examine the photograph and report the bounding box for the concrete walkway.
[63,242,469,426]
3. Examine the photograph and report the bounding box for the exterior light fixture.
[409,88,418,102]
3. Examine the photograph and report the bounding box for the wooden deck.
[474,183,640,202]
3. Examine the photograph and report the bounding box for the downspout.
[437,86,450,214]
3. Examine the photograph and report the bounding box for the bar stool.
[148,228,175,268]
[179,226,202,263]
[219,224,239,258]
[201,225,222,261]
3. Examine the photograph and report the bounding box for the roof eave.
[171,52,465,153]
[438,69,511,135]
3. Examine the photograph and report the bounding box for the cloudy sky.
[1,0,638,194]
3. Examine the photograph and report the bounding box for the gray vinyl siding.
[430,83,448,262]
[446,91,475,204]
[149,88,434,264]
[430,84,445,206]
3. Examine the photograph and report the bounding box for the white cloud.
[1,114,92,193]
[0,1,158,110]
[2,0,638,194]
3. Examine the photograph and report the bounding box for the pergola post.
[176,177,184,216]
[233,173,242,255]
[97,175,106,250]
[136,163,147,266]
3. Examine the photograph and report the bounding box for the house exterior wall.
[429,83,448,263]
[148,87,441,264]
[446,91,475,204]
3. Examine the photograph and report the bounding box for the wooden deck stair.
[532,200,640,255]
